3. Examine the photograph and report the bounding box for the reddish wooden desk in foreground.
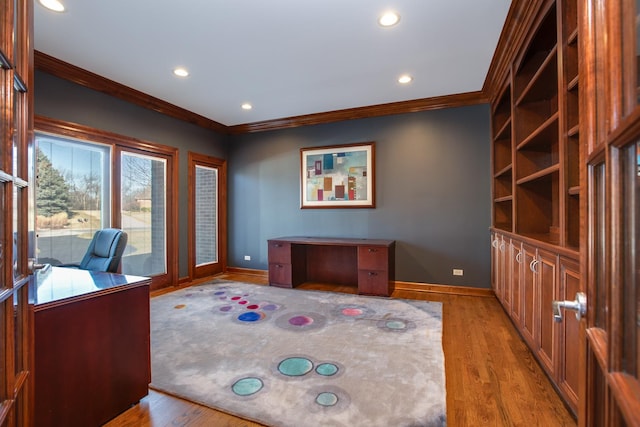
[268,237,396,296]
[31,266,151,427]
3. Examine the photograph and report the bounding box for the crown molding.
[228,91,488,134]
[36,50,489,135]
[482,0,547,102]
[34,50,229,133]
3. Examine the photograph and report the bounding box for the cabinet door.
[510,239,523,327]
[536,248,559,378]
[557,256,580,414]
[521,244,538,347]
[491,233,506,302]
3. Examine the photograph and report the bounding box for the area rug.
[150,280,446,427]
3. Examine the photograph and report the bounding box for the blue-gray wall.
[229,106,492,287]
[35,71,492,288]
[35,71,229,278]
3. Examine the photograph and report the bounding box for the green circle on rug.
[278,357,313,376]
[386,320,407,330]
[316,392,339,406]
[231,377,263,396]
[315,363,339,376]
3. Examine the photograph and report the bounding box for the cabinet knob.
[529,259,539,273]
[368,248,378,253]
[368,272,378,276]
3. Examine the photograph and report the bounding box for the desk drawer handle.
[273,243,283,248]
[276,264,283,268]
[368,272,378,276]
[368,248,378,253]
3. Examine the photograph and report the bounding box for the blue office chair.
[61,228,128,273]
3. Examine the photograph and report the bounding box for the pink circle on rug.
[247,304,260,310]
[238,300,248,305]
[289,315,313,326]
[342,308,363,316]
[231,296,242,300]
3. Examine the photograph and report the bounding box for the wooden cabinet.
[489,0,582,416]
[357,245,393,296]
[490,0,580,250]
[267,237,395,296]
[32,267,151,427]
[509,238,523,327]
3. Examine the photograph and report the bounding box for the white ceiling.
[33,0,512,127]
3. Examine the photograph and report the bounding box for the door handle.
[552,292,587,322]
[28,258,48,273]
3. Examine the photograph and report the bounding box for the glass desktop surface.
[33,265,149,305]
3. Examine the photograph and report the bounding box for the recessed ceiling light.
[39,0,65,12]
[398,75,413,84]
[241,103,253,110]
[173,68,189,77]
[378,11,400,27]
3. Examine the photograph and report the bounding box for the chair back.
[79,228,128,273]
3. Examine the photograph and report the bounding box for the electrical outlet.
[244,255,251,261]
[453,269,463,276]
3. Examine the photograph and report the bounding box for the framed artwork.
[300,142,375,208]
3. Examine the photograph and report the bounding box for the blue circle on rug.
[278,357,314,377]
[316,363,339,376]
[316,392,339,407]
[238,311,264,322]
[231,377,263,396]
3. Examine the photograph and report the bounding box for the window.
[35,134,110,265]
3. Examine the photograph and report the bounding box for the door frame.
[188,151,227,280]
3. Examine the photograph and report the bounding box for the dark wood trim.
[228,91,487,134]
[34,51,228,134]
[483,0,547,102]
[35,50,489,135]
[187,152,227,280]
[34,115,180,291]
[223,267,493,297]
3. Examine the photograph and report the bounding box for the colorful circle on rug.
[219,305,234,312]
[306,386,351,413]
[247,304,259,310]
[315,363,339,376]
[237,300,248,305]
[231,377,263,396]
[278,357,314,377]
[237,311,266,322]
[275,312,326,332]
[315,392,339,407]
[214,291,226,296]
[342,307,363,316]
[376,318,416,332]
[259,302,281,311]
[174,304,186,309]
[332,304,375,319]
[289,315,313,326]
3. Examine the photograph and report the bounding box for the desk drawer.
[269,263,292,287]
[268,241,291,263]
[358,246,389,271]
[358,270,391,296]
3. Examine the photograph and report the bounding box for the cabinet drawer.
[357,246,389,270]
[357,270,390,296]
[269,263,292,287]
[268,241,291,263]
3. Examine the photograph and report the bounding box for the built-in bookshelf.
[490,0,579,251]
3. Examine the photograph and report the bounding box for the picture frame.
[300,142,375,208]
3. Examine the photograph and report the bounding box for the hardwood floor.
[105,273,576,427]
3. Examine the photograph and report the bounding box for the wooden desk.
[32,266,151,427]
[267,237,395,296]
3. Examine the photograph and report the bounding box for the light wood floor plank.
[105,273,575,426]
